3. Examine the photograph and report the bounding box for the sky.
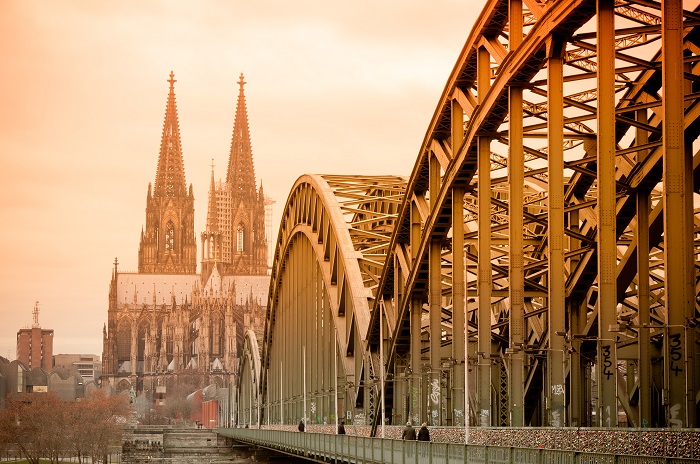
[0,0,486,360]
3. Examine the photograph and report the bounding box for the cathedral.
[101,73,269,410]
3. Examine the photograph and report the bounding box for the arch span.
[255,174,406,427]
[366,0,700,431]
[236,1,700,433]
[237,329,261,427]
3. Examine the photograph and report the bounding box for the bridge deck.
[217,428,699,464]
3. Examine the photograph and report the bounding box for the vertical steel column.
[508,0,525,428]
[429,238,442,425]
[334,323,339,432]
[326,292,334,422]
[315,252,321,426]
[380,300,385,436]
[410,298,423,425]
[568,204,583,426]
[290,239,296,421]
[451,97,466,427]
[453,196,466,427]
[304,239,312,423]
[314,242,322,426]
[570,296,587,426]
[661,0,694,428]
[281,360,284,424]
[410,201,423,425]
[596,0,618,428]
[281,268,286,424]
[323,266,331,424]
[476,44,493,427]
[313,242,320,424]
[286,240,292,421]
[429,153,442,425]
[547,38,566,427]
[287,249,292,423]
[284,256,290,424]
[394,252,408,425]
[303,344,307,427]
[304,247,309,422]
[295,240,302,421]
[636,108,652,428]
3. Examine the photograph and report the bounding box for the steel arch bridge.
[237,0,700,432]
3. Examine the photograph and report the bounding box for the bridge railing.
[217,428,698,464]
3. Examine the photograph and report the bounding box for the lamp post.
[334,328,339,434]
[465,336,477,444]
[346,379,355,432]
[465,356,470,445]
[380,303,385,438]
[303,345,307,428]
[421,363,431,425]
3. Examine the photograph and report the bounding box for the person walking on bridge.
[402,421,416,440]
[417,423,430,441]
[298,419,305,432]
[337,420,346,435]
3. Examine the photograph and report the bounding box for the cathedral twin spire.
[155,72,188,200]
[140,71,267,278]
[202,73,268,279]
[138,72,196,274]
[227,74,257,202]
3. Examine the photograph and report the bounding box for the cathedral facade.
[101,73,269,410]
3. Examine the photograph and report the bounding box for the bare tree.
[0,393,66,464]
[0,391,129,464]
[163,370,209,423]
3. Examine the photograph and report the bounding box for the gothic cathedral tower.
[201,74,267,282]
[139,72,197,274]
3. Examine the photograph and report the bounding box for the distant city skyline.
[0,0,485,359]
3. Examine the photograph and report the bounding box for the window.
[165,221,175,251]
[237,225,244,252]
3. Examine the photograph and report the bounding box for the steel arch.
[367,0,700,432]
[236,329,261,427]
[255,174,406,427]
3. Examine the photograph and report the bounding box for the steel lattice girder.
[366,0,700,430]
[255,175,406,425]
[240,0,700,432]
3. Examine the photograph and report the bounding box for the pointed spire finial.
[226,73,256,196]
[168,71,176,89]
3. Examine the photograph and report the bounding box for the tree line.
[0,391,129,464]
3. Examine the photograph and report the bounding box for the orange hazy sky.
[0,0,485,359]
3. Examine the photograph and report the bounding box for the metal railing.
[217,428,698,464]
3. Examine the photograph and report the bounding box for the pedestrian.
[337,420,346,435]
[401,421,416,440]
[298,419,305,432]
[417,422,430,441]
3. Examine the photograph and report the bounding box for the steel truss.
[239,0,700,432]
[240,175,406,427]
[365,0,700,431]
